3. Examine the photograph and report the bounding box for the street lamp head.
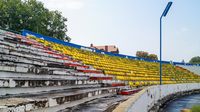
[162,1,173,17]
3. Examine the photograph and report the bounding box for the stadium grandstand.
[0,29,200,112]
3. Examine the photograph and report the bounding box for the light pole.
[160,2,173,85]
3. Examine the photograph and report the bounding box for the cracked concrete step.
[0,44,97,73]
[0,84,101,97]
[34,93,114,112]
[0,78,98,88]
[0,35,101,74]
[0,71,88,79]
[0,61,87,75]
[0,87,119,112]
[0,39,82,65]
[0,62,105,79]
[0,47,73,65]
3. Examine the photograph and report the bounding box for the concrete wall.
[113,83,200,112]
[178,65,200,75]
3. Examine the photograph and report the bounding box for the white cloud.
[176,27,189,36]
[180,27,189,32]
[66,0,84,10]
[38,0,85,10]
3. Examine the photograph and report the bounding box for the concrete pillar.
[84,81,87,84]
[15,105,25,112]
[78,80,82,84]
[0,81,4,87]
[45,81,50,86]
[3,81,9,87]
[24,81,29,87]
[99,90,102,95]
[25,104,33,111]
[95,91,98,95]
[48,98,58,107]
[88,93,92,97]
[58,82,61,86]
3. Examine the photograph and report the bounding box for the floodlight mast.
[160,2,173,85]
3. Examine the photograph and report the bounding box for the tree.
[136,51,158,60]
[189,56,200,64]
[148,54,158,60]
[0,0,70,41]
[136,51,148,59]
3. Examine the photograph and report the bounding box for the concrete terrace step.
[0,71,88,80]
[0,71,96,88]
[0,61,94,76]
[0,37,83,65]
[0,44,101,74]
[59,95,129,112]
[0,77,99,88]
[0,34,96,67]
[0,87,119,112]
[0,46,77,67]
[34,93,114,112]
[0,84,101,96]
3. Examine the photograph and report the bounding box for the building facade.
[90,44,119,54]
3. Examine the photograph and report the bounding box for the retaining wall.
[113,83,200,112]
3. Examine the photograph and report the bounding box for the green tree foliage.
[189,56,200,64]
[136,51,149,59]
[0,0,70,41]
[191,105,200,112]
[148,54,158,60]
[136,51,158,60]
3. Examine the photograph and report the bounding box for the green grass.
[191,105,200,112]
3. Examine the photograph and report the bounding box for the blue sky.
[38,0,200,62]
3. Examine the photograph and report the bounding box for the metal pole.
[160,16,162,85]
[159,2,172,85]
